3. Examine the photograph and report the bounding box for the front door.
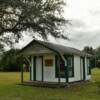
[36,57,42,81]
[80,57,85,80]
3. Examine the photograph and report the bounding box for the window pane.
[87,58,91,75]
[68,70,73,77]
[68,56,73,77]
[68,57,72,68]
[60,60,65,76]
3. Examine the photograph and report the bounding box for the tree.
[83,46,95,55]
[0,49,28,71]
[0,0,68,71]
[95,46,100,68]
[0,44,4,52]
[0,0,68,42]
[83,46,95,68]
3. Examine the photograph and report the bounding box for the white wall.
[85,57,91,80]
[42,55,84,83]
[69,55,81,82]
[43,54,66,82]
[31,54,91,83]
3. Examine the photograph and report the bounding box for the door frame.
[33,56,43,81]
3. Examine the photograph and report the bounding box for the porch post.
[41,56,44,82]
[21,64,24,83]
[29,65,31,80]
[33,56,36,81]
[58,56,61,84]
[64,57,68,83]
[24,56,32,81]
[63,55,68,83]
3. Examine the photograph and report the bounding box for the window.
[67,56,74,77]
[55,55,74,78]
[55,56,65,77]
[87,58,91,75]
[45,59,53,67]
[59,59,65,76]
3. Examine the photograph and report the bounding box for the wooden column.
[30,66,31,80]
[41,56,44,82]
[21,64,24,83]
[33,56,36,81]
[64,56,68,83]
[58,56,61,84]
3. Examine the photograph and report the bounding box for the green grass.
[0,69,100,100]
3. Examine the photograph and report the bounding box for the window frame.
[55,55,74,78]
[67,55,74,77]
[87,57,91,75]
[55,56,65,78]
[45,59,53,67]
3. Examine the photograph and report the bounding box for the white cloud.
[62,0,100,49]
[16,0,100,50]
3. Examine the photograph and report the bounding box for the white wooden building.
[20,39,91,84]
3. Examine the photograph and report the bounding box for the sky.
[16,0,100,50]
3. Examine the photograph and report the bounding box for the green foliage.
[0,0,68,54]
[83,46,95,55]
[0,43,4,52]
[0,49,27,71]
[83,46,95,68]
[0,0,68,40]
[95,46,100,68]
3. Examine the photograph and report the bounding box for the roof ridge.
[35,39,81,52]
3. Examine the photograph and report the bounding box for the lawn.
[0,69,100,100]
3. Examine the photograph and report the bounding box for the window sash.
[55,55,74,78]
[87,58,91,75]
[68,56,74,77]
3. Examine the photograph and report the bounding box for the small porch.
[20,52,69,86]
[21,81,68,88]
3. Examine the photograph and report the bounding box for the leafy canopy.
[0,0,68,41]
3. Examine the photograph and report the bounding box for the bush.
[0,49,29,71]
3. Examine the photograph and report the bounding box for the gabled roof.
[20,39,90,57]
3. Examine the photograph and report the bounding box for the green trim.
[81,57,86,80]
[30,66,31,80]
[64,55,68,83]
[72,55,74,77]
[41,56,44,82]
[55,55,74,79]
[21,64,23,83]
[55,55,58,77]
[55,55,61,83]
[33,56,36,81]
[55,55,65,78]
[65,55,74,78]
[87,57,91,75]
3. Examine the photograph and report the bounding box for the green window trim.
[66,55,74,78]
[30,66,32,80]
[55,55,65,78]
[33,56,36,81]
[55,55,74,78]
[80,57,86,80]
[87,57,91,75]
[30,56,32,81]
